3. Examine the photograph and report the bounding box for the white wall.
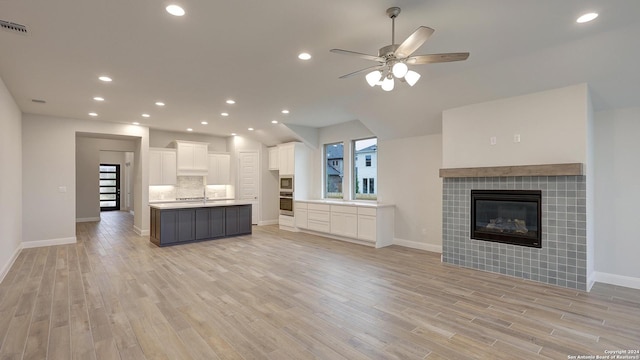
[22,114,149,244]
[150,129,227,151]
[442,84,589,168]
[594,107,640,287]
[0,76,22,282]
[379,135,443,252]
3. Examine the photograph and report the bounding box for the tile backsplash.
[149,176,229,201]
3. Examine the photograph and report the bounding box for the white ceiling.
[1,0,639,146]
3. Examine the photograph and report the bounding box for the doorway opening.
[100,164,120,211]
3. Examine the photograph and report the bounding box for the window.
[324,142,343,199]
[353,137,377,200]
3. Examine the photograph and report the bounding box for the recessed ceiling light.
[155,101,165,106]
[89,112,98,117]
[226,99,236,104]
[576,12,598,23]
[248,127,254,131]
[93,96,104,101]
[281,109,290,114]
[271,120,278,124]
[231,133,237,136]
[221,112,229,117]
[186,128,193,132]
[132,122,140,125]
[166,4,185,16]
[141,113,150,118]
[98,76,112,82]
[298,52,311,60]
[201,121,208,125]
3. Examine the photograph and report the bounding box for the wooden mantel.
[439,163,583,178]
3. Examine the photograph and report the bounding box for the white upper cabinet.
[268,147,279,171]
[175,141,209,175]
[278,143,295,175]
[207,153,231,185]
[149,148,177,185]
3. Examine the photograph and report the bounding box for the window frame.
[352,137,377,201]
[324,142,344,199]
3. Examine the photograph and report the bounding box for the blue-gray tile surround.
[442,176,587,290]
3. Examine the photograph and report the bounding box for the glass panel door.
[99,164,120,211]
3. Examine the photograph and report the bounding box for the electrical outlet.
[514,134,521,143]
[490,136,497,145]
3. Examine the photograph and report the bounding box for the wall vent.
[0,20,29,35]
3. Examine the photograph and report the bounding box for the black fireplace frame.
[470,190,542,248]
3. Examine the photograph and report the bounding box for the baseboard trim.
[134,226,149,236]
[258,220,279,226]
[0,245,22,284]
[21,237,77,249]
[129,210,135,215]
[587,270,596,292]
[593,271,640,290]
[393,238,442,253]
[76,217,100,223]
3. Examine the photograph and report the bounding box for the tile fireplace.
[441,168,587,290]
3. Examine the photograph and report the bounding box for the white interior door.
[238,151,259,224]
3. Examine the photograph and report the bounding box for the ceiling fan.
[330,7,469,91]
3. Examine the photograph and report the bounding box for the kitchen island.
[149,200,252,246]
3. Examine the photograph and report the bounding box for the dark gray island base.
[150,202,252,246]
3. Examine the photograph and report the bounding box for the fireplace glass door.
[471,190,541,248]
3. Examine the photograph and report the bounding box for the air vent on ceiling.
[0,19,29,35]
[32,99,46,104]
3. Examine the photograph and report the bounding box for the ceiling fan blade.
[330,49,384,62]
[394,26,434,58]
[338,65,384,79]
[406,52,470,64]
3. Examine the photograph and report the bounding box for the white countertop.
[296,199,395,208]
[149,200,252,210]
[149,197,234,204]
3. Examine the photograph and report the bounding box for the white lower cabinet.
[330,205,358,238]
[357,214,377,242]
[307,203,330,233]
[279,215,295,228]
[291,201,394,248]
[295,202,308,229]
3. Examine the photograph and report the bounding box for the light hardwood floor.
[1,211,638,359]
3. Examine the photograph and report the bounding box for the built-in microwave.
[279,176,294,192]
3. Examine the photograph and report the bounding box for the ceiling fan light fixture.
[365,70,382,87]
[381,76,394,91]
[405,70,421,86]
[392,62,408,78]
